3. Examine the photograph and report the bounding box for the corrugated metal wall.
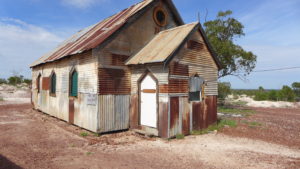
[31,50,99,132]
[99,95,130,132]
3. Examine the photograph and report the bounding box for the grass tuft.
[175,134,185,139]
[241,120,263,128]
[80,132,89,137]
[191,119,237,135]
[86,152,93,155]
[218,106,256,117]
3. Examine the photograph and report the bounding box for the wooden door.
[140,75,157,128]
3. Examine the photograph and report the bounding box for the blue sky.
[0,0,299,89]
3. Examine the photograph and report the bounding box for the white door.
[140,75,157,128]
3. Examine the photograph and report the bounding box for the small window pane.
[71,71,78,97]
[51,73,56,94]
[189,92,200,101]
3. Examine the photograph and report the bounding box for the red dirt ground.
[222,107,300,148]
[0,103,299,169]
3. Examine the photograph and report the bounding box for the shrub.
[8,75,23,85]
[0,78,7,84]
[218,82,231,99]
[80,132,89,137]
[278,86,295,102]
[175,134,185,139]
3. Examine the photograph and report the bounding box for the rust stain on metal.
[192,101,203,130]
[42,77,50,90]
[129,94,139,129]
[206,96,217,126]
[169,62,189,76]
[69,99,75,124]
[30,0,154,67]
[187,40,204,51]
[126,23,198,65]
[99,68,131,95]
[158,102,168,138]
[168,79,188,93]
[111,54,130,66]
[181,97,190,135]
[170,97,179,129]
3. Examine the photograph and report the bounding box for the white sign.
[86,94,97,106]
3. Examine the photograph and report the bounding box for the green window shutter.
[71,71,78,97]
[51,73,56,94]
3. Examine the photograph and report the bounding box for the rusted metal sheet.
[180,97,190,135]
[169,97,181,137]
[168,79,188,93]
[99,68,131,95]
[206,96,217,126]
[111,53,130,66]
[187,40,204,50]
[99,95,130,132]
[170,97,179,129]
[129,94,139,129]
[192,101,204,130]
[30,0,154,67]
[158,101,168,138]
[42,77,50,90]
[169,62,189,76]
[126,23,198,65]
[69,99,75,124]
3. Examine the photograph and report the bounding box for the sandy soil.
[228,95,300,108]
[0,103,299,169]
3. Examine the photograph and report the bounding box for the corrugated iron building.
[30,0,221,138]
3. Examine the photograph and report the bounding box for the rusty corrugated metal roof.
[30,0,154,67]
[126,22,198,65]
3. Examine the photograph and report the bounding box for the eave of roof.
[126,23,198,65]
[30,0,187,68]
[30,0,155,68]
[126,22,222,70]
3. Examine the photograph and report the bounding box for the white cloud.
[62,0,107,9]
[0,18,64,78]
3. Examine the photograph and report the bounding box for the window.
[153,7,167,27]
[70,70,78,97]
[50,72,56,95]
[189,75,204,101]
[37,74,41,93]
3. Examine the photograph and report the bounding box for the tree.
[279,86,295,102]
[8,75,23,85]
[0,78,7,84]
[292,82,300,97]
[204,10,257,79]
[218,82,231,99]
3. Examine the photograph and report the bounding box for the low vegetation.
[175,134,185,139]
[218,106,256,116]
[80,132,89,137]
[0,75,31,86]
[219,81,300,102]
[191,119,237,135]
[241,120,263,128]
[0,97,3,101]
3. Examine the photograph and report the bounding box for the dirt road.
[0,103,299,169]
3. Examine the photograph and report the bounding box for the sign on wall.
[86,94,97,106]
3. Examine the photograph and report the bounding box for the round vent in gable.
[153,7,167,27]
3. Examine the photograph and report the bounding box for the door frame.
[137,70,159,129]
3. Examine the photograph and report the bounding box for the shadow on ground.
[0,155,22,169]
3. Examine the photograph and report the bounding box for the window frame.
[153,7,168,27]
[188,75,205,102]
[69,69,78,98]
[37,74,41,94]
[50,71,56,96]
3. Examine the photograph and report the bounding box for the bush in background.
[278,85,295,102]
[218,82,231,99]
[0,78,7,84]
